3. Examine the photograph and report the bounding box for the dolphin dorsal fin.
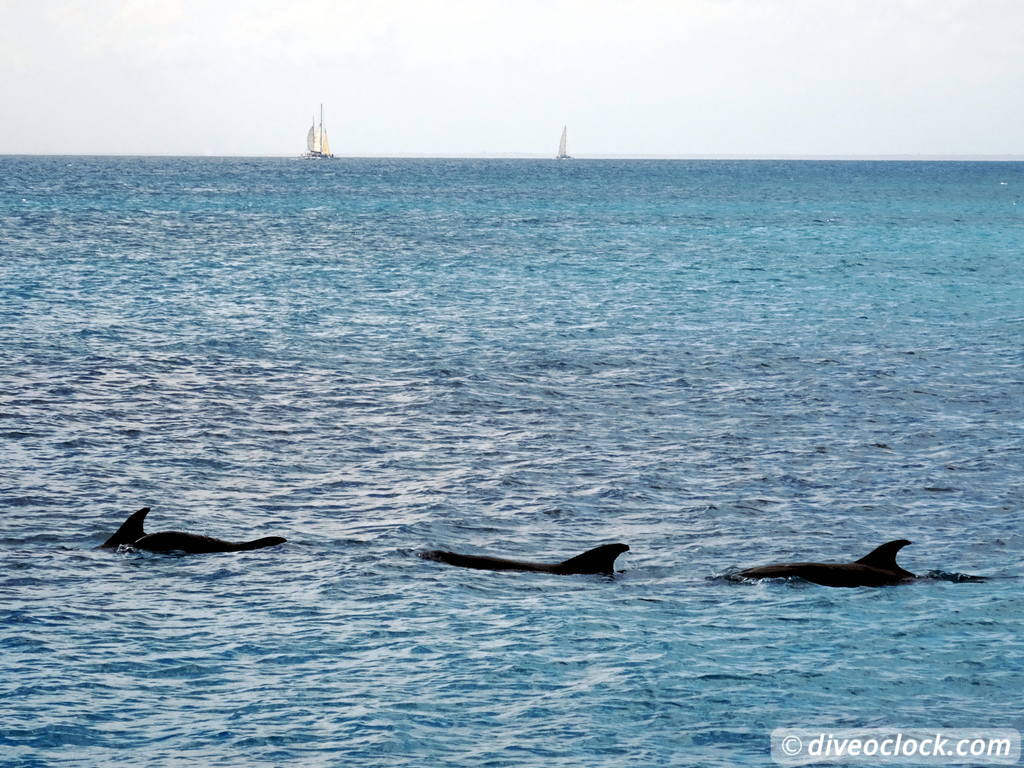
[553,543,629,575]
[99,507,150,548]
[855,539,911,571]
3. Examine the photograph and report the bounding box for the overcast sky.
[1,0,1021,157]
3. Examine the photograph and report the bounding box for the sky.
[1,0,1022,157]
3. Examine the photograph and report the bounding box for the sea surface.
[1,156,1022,767]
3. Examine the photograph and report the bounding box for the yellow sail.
[320,129,331,157]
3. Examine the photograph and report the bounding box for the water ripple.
[1,157,1022,767]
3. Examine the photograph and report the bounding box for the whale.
[732,540,917,588]
[421,543,629,575]
[99,507,287,554]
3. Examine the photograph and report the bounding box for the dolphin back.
[735,540,917,587]
[133,531,287,554]
[232,536,288,552]
[419,550,547,571]
[421,543,629,574]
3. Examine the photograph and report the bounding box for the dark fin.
[231,536,287,552]
[552,543,630,575]
[855,539,912,571]
[99,507,150,549]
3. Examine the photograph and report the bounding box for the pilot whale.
[421,543,629,575]
[733,540,917,588]
[99,507,287,554]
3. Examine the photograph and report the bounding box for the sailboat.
[555,125,571,160]
[303,104,334,159]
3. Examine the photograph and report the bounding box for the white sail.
[557,126,569,159]
[302,105,334,158]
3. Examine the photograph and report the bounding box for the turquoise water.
[1,157,1022,767]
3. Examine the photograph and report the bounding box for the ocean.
[1,156,1021,767]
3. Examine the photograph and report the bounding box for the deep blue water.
[1,156,1022,767]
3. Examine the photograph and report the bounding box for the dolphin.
[99,507,287,554]
[421,543,629,575]
[732,540,916,588]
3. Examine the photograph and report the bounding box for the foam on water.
[1,157,1022,766]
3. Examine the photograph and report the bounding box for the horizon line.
[3,152,1023,162]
